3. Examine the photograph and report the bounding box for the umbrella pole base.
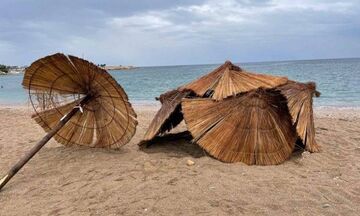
[0,95,92,192]
[0,113,73,191]
[0,175,9,188]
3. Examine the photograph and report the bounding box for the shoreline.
[1,102,360,120]
[1,101,360,109]
[0,100,160,108]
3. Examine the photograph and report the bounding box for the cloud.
[0,0,359,65]
[110,15,173,30]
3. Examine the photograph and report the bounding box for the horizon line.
[137,56,360,68]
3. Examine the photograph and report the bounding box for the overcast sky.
[1,0,359,66]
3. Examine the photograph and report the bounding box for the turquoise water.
[0,58,359,107]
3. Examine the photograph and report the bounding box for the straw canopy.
[179,60,288,100]
[143,89,192,141]
[277,81,321,152]
[182,88,297,165]
[143,61,288,142]
[23,53,137,148]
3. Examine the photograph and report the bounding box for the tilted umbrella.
[142,61,288,142]
[182,88,297,165]
[277,81,321,152]
[0,53,137,190]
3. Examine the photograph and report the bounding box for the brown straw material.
[182,88,297,165]
[142,61,289,142]
[143,89,192,141]
[23,53,137,148]
[179,60,288,100]
[277,81,321,152]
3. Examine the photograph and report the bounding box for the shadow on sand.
[138,133,308,163]
[138,131,206,158]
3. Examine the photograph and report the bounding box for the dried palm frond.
[179,60,288,100]
[24,53,138,148]
[277,81,321,152]
[143,89,192,141]
[182,88,297,165]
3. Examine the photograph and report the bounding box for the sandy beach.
[0,104,359,215]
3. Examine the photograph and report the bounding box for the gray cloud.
[0,0,359,66]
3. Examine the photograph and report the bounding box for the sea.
[0,58,359,107]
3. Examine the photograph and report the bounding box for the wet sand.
[0,105,359,215]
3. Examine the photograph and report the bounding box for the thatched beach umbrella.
[142,61,288,142]
[0,53,137,190]
[277,81,321,152]
[182,88,297,165]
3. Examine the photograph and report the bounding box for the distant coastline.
[0,65,136,75]
[100,65,136,70]
[0,66,26,75]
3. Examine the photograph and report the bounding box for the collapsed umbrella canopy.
[277,81,321,152]
[142,60,288,142]
[0,53,137,191]
[143,89,192,141]
[182,88,297,165]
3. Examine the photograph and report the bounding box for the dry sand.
[0,104,359,216]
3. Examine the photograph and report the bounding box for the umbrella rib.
[28,83,84,94]
[63,110,87,146]
[95,99,129,145]
[100,104,116,143]
[96,98,128,132]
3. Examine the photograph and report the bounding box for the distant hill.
[0,65,26,75]
[97,63,135,70]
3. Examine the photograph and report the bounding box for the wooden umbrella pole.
[0,94,92,191]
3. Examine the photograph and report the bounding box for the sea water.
[0,58,359,107]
